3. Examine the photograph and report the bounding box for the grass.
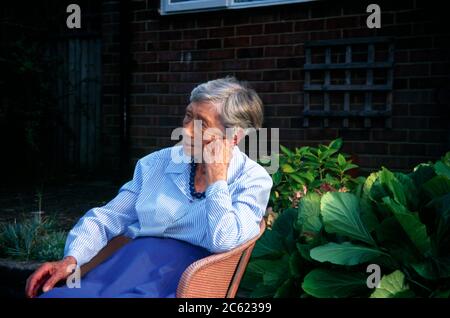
[0,214,67,262]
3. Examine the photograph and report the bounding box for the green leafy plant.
[239,148,450,298]
[265,138,362,214]
[0,214,67,262]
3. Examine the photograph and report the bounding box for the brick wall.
[101,0,450,175]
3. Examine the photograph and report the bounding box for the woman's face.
[182,101,225,159]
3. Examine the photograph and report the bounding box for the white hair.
[189,76,264,130]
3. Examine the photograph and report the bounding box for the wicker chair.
[79,219,266,298]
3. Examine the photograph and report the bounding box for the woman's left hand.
[203,137,234,185]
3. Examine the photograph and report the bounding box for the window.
[159,0,315,15]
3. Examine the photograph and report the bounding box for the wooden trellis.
[303,37,394,128]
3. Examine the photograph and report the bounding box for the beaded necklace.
[189,160,206,199]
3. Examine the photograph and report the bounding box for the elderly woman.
[26,76,272,298]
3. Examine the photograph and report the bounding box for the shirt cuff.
[64,248,86,267]
[205,180,228,197]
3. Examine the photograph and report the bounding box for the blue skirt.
[39,236,212,298]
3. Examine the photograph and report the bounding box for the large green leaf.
[246,254,290,289]
[370,270,412,298]
[297,242,315,262]
[274,278,298,298]
[410,163,435,190]
[272,170,282,186]
[379,168,406,204]
[249,283,278,298]
[263,263,290,287]
[253,208,298,258]
[434,160,450,178]
[329,138,343,151]
[302,268,369,298]
[368,168,418,211]
[280,144,294,157]
[433,254,450,278]
[360,172,381,232]
[275,207,298,234]
[296,192,322,238]
[431,193,450,253]
[422,175,450,199]
[363,172,379,199]
[382,197,431,255]
[239,267,266,296]
[337,154,346,167]
[320,192,376,246]
[289,173,304,184]
[251,228,286,258]
[412,261,437,280]
[375,216,422,265]
[289,250,302,278]
[394,172,419,210]
[282,164,295,173]
[431,289,450,298]
[310,242,388,266]
[379,168,417,207]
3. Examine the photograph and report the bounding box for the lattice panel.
[303,37,394,128]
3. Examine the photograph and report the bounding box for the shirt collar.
[164,146,190,174]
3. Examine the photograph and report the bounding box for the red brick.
[208,49,235,60]
[249,81,275,92]
[263,70,291,81]
[310,30,341,41]
[184,29,207,39]
[198,15,222,27]
[237,25,263,36]
[265,46,293,57]
[395,64,430,77]
[224,36,250,48]
[251,34,279,46]
[279,7,309,21]
[306,128,338,140]
[170,40,196,50]
[409,130,448,143]
[280,32,309,45]
[277,58,303,68]
[197,39,222,49]
[222,60,249,70]
[389,143,427,156]
[260,93,291,105]
[223,14,249,26]
[371,129,408,142]
[264,22,293,34]
[209,27,235,38]
[352,142,389,155]
[237,48,264,59]
[339,129,371,141]
[326,16,361,29]
[276,81,300,92]
[430,63,450,76]
[295,19,325,32]
[249,59,276,70]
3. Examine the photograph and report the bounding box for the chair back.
[176,219,266,298]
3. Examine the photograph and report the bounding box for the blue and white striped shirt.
[64,145,273,266]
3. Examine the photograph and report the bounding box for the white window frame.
[159,0,316,15]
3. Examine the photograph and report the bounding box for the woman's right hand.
[25,256,77,298]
